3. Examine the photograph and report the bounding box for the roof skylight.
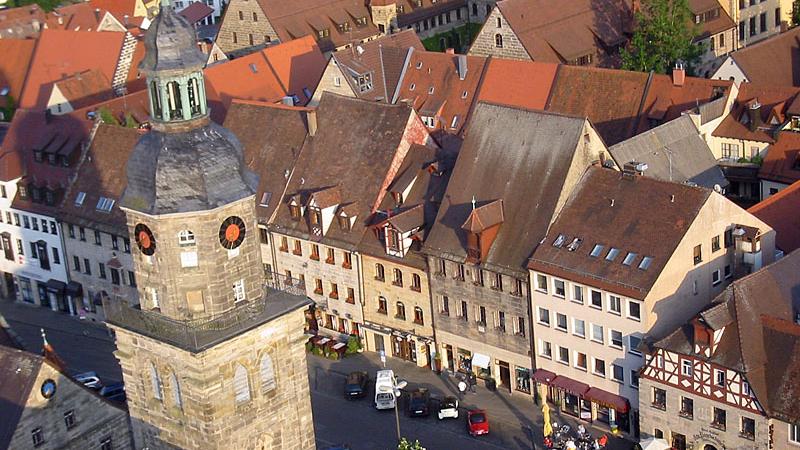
[590,244,604,257]
[639,256,653,270]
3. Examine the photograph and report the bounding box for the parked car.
[437,396,459,420]
[467,409,489,436]
[344,371,368,399]
[407,388,430,417]
[74,372,102,390]
[99,382,126,403]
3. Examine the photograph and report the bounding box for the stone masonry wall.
[216,0,279,56]
[467,7,531,60]
[8,362,133,450]
[112,306,315,450]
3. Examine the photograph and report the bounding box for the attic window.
[33,149,43,162]
[450,115,459,129]
[590,244,604,257]
[44,189,54,206]
[259,192,272,207]
[416,61,423,69]
[567,238,582,251]
[428,86,434,94]
[461,90,468,99]
[338,214,349,230]
[356,16,367,26]
[356,74,373,93]
[553,234,566,248]
[639,256,653,270]
[409,83,416,91]
[622,252,637,266]
[605,247,620,261]
[96,197,115,212]
[289,204,300,220]
[249,63,258,73]
[74,191,86,206]
[317,28,330,38]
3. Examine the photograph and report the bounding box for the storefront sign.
[580,411,592,420]
[692,428,724,447]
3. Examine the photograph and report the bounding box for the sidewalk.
[309,351,635,450]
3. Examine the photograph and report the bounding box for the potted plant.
[345,334,362,355]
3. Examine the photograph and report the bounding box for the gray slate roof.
[424,102,588,273]
[122,121,258,215]
[141,5,207,73]
[609,115,728,189]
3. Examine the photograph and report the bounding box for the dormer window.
[44,189,55,206]
[75,191,86,206]
[461,200,504,264]
[31,186,41,202]
[356,16,367,26]
[356,73,373,93]
[387,228,400,251]
[33,149,43,162]
[289,203,301,220]
[317,28,330,38]
[47,153,57,165]
[391,192,403,204]
[337,22,350,32]
[338,214,349,230]
[96,197,115,212]
[309,208,321,225]
[18,184,28,199]
[396,5,404,13]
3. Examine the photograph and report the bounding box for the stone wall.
[215,0,279,56]
[467,7,531,60]
[308,60,357,107]
[112,306,315,450]
[8,362,133,450]
[126,196,264,321]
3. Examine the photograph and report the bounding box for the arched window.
[150,362,162,400]
[260,355,276,393]
[495,34,503,48]
[375,263,385,281]
[187,77,202,117]
[414,306,424,325]
[393,268,403,287]
[496,17,501,28]
[238,10,244,20]
[472,3,478,16]
[233,364,251,404]
[395,301,406,320]
[178,230,195,246]
[150,81,163,119]
[378,296,387,313]
[170,372,183,409]
[166,81,183,120]
[412,273,421,291]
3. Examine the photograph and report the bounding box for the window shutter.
[260,355,276,393]
[233,364,251,404]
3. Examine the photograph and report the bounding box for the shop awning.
[65,281,82,296]
[471,353,491,369]
[45,279,66,293]
[549,376,590,396]
[584,387,630,413]
[532,368,557,384]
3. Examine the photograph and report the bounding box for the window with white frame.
[590,290,602,308]
[789,423,800,443]
[538,307,550,326]
[573,318,585,338]
[609,295,621,314]
[591,324,604,343]
[593,358,606,377]
[574,351,587,370]
[557,346,570,364]
[712,269,721,285]
[715,369,725,387]
[628,335,642,355]
[539,340,552,358]
[555,313,567,331]
[612,364,624,382]
[178,230,195,246]
[233,279,245,303]
[536,274,548,292]
[682,360,693,377]
[610,329,623,348]
[572,285,584,303]
[628,300,642,321]
[553,279,565,297]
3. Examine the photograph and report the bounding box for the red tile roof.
[477,59,558,111]
[178,2,214,24]
[636,73,732,133]
[45,2,109,32]
[0,4,46,39]
[730,26,800,87]
[547,65,649,146]
[53,69,114,110]
[713,83,800,143]
[688,0,735,41]
[88,0,142,21]
[395,51,488,137]
[759,132,800,185]
[748,180,800,252]
[19,29,125,110]
[496,0,631,66]
[204,35,326,122]
[0,39,36,109]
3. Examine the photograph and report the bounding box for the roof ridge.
[748,179,800,213]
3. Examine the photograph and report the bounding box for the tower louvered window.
[171,372,183,409]
[150,363,162,400]
[233,364,251,404]
[260,355,276,393]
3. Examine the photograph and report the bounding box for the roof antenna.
[471,195,476,210]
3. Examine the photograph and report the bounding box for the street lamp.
[393,378,408,443]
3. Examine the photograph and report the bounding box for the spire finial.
[471,195,476,210]
[40,328,48,347]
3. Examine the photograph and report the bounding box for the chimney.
[692,318,710,354]
[622,161,648,178]
[747,99,762,132]
[57,16,63,25]
[123,14,129,26]
[94,8,101,22]
[281,96,295,106]
[457,54,467,81]
[306,110,317,137]
[445,48,455,54]
[672,63,685,87]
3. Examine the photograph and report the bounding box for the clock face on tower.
[219,216,246,249]
[134,223,156,255]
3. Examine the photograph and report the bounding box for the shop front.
[532,368,556,404]
[584,387,631,434]
[515,367,531,394]
[471,353,492,379]
[548,375,590,418]
[362,321,431,368]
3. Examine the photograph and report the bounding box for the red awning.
[549,376,590,396]
[532,369,557,384]
[584,387,630,413]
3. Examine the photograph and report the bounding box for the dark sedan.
[344,371,369,399]
[407,388,431,417]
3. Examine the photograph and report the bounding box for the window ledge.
[710,423,726,431]
[410,286,421,292]
[651,403,666,411]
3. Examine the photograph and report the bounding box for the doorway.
[498,361,511,392]
[373,333,385,353]
[703,446,718,450]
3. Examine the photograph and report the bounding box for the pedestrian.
[468,371,476,393]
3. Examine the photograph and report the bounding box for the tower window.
[233,279,245,302]
[187,77,202,117]
[150,362,162,400]
[150,81,162,119]
[178,230,196,246]
[166,81,184,120]
[260,354,276,393]
[170,372,183,409]
[233,364,251,404]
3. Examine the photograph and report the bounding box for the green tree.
[1,95,16,122]
[397,438,425,450]
[793,0,800,26]
[97,107,119,125]
[13,0,62,12]
[621,0,704,75]
[124,113,138,128]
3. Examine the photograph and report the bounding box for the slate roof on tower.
[141,3,206,72]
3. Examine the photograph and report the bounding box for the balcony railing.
[103,273,310,353]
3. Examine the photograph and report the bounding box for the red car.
[467,409,489,436]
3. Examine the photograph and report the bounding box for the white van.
[374,369,397,410]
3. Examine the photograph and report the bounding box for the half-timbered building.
[640,249,800,450]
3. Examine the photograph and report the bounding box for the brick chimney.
[672,63,685,87]
[747,98,762,132]
[445,48,455,54]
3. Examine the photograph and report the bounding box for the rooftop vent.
[622,161,647,178]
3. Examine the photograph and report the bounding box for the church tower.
[104,2,316,448]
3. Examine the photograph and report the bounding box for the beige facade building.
[529,164,775,436]
[718,0,785,48]
[639,249,800,450]
[105,5,315,449]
